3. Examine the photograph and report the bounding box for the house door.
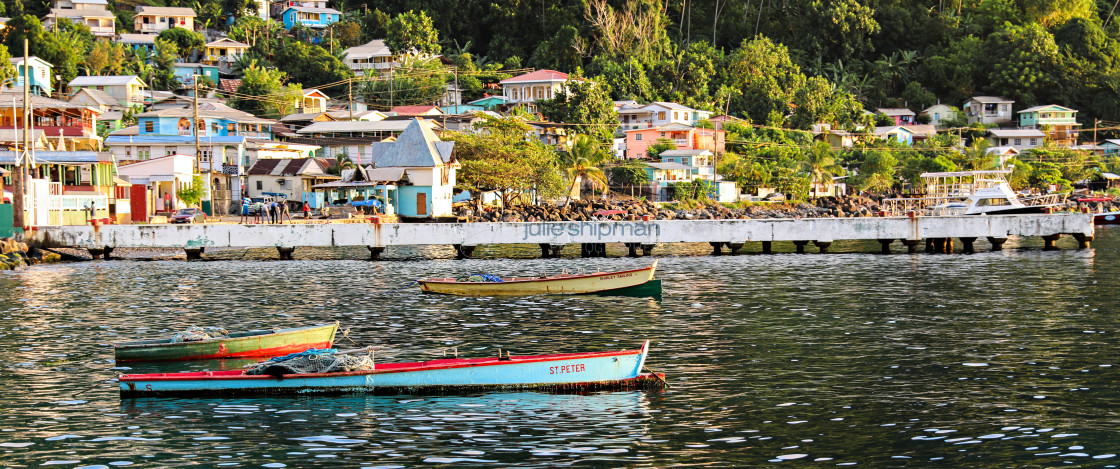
[130,184,148,222]
[416,192,427,216]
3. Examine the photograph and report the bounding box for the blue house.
[172,63,221,89]
[9,57,53,96]
[281,6,341,29]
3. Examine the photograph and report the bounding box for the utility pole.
[12,39,30,233]
[1093,118,1099,146]
[348,78,353,120]
[193,74,201,175]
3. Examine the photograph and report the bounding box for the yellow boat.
[418,260,659,297]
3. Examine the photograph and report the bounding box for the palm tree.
[961,138,995,170]
[563,134,610,207]
[799,142,843,198]
[328,153,356,176]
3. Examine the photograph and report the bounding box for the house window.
[199,150,212,162]
[658,112,666,120]
[1030,138,1037,146]
[635,134,642,141]
[227,123,236,133]
[144,121,154,132]
[1013,138,1022,146]
[160,17,166,22]
[96,86,105,91]
[137,146,151,160]
[256,180,263,190]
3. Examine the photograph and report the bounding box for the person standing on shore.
[239,197,251,224]
[302,201,310,220]
[260,201,270,224]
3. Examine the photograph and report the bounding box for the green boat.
[114,323,339,363]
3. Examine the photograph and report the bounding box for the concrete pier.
[29,214,1094,259]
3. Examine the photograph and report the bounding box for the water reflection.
[0,232,1116,466]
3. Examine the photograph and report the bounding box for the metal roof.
[1017,104,1077,113]
[134,6,197,16]
[0,151,112,164]
[969,96,1013,104]
[500,70,570,84]
[372,118,449,168]
[876,107,916,116]
[987,129,1045,137]
[660,149,711,156]
[297,120,424,134]
[645,162,693,170]
[69,75,144,87]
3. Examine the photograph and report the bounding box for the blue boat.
[119,341,664,397]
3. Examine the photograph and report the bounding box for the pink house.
[624,124,725,159]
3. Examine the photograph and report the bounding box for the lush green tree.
[231,64,287,116]
[721,37,804,124]
[271,38,353,93]
[799,142,843,197]
[452,115,565,206]
[0,45,14,85]
[606,160,651,196]
[536,69,619,143]
[3,15,44,54]
[788,76,867,130]
[385,10,441,56]
[901,81,937,111]
[150,39,181,91]
[361,56,448,109]
[985,23,1061,104]
[529,25,585,72]
[562,134,610,205]
[645,138,676,160]
[157,28,205,60]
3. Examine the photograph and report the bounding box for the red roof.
[500,70,570,84]
[391,105,441,115]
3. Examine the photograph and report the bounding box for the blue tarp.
[349,199,382,208]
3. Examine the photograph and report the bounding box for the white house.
[116,154,197,212]
[245,157,337,200]
[617,101,712,130]
[365,118,457,218]
[963,96,1015,125]
[133,6,196,34]
[296,89,330,114]
[44,0,115,37]
[8,56,53,97]
[341,39,396,76]
[986,128,1045,153]
[500,69,576,109]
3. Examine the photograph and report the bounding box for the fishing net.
[170,326,229,343]
[455,274,504,282]
[244,348,375,378]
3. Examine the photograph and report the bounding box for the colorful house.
[172,64,221,89]
[642,162,694,201]
[296,89,329,114]
[204,38,250,64]
[0,93,102,150]
[0,150,126,224]
[245,157,337,200]
[1100,139,1120,155]
[281,6,340,29]
[624,124,726,159]
[341,39,397,76]
[9,57,53,97]
[921,103,957,126]
[116,153,196,214]
[874,126,914,146]
[363,118,457,218]
[119,34,157,52]
[875,108,916,125]
[68,75,146,108]
[1017,104,1080,147]
[658,149,714,181]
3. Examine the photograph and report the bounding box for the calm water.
[2,232,1119,467]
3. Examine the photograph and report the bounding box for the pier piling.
[987,237,1007,251]
[539,243,566,258]
[728,242,744,255]
[640,244,655,256]
[709,242,724,255]
[813,241,832,254]
[1043,234,1062,250]
[793,241,808,254]
[761,241,772,254]
[1073,233,1093,249]
[367,246,384,260]
[900,239,920,253]
[184,248,204,260]
[88,247,104,259]
[878,239,894,254]
[625,243,639,258]
[960,237,977,254]
[276,247,295,260]
[454,244,476,259]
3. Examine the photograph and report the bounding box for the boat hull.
[1094,212,1120,225]
[120,341,659,398]
[418,262,657,296]
[114,323,338,362]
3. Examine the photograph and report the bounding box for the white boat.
[884,170,1065,216]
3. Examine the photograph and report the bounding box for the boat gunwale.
[113,323,338,350]
[120,346,646,382]
[417,261,656,285]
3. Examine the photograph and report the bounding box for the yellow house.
[296,89,330,114]
[205,38,250,63]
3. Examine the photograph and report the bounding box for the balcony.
[672,139,689,147]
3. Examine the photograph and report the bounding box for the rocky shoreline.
[454,196,1118,223]
[0,238,60,270]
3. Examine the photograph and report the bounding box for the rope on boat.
[644,366,670,389]
[340,327,362,347]
[455,274,503,282]
[375,280,419,295]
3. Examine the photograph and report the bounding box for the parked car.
[170,208,205,224]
